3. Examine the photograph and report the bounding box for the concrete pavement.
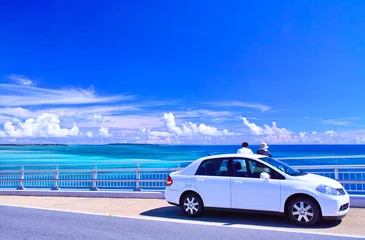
[0,196,364,238]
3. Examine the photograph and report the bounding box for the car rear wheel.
[181,192,203,217]
[288,197,321,226]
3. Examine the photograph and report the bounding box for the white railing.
[0,161,190,191]
[0,156,364,193]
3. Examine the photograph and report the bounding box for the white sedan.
[164,154,350,226]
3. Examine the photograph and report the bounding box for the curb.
[0,189,165,199]
[350,195,365,208]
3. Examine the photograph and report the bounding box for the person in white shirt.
[237,142,254,154]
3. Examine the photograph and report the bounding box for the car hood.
[296,173,343,188]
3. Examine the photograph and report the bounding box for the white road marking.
[0,203,364,239]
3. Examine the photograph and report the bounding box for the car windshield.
[259,157,307,176]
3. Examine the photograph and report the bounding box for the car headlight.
[315,184,342,196]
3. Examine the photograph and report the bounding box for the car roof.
[179,153,268,175]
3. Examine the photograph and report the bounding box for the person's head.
[259,142,269,150]
[241,142,249,148]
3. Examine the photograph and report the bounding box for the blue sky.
[0,1,365,144]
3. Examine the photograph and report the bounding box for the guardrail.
[0,161,190,191]
[0,156,364,194]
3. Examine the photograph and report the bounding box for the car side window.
[233,158,285,180]
[232,159,249,177]
[195,158,230,177]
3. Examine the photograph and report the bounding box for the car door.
[230,158,282,212]
[194,158,231,208]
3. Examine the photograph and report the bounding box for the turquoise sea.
[1,144,365,167]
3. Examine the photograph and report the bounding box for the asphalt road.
[0,206,362,240]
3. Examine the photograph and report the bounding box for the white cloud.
[149,131,170,137]
[68,123,80,136]
[86,113,103,121]
[99,126,111,137]
[162,113,235,136]
[0,106,141,122]
[324,130,335,136]
[239,117,264,135]
[164,113,182,135]
[0,130,7,137]
[0,107,34,119]
[101,115,165,129]
[204,101,271,112]
[8,74,33,86]
[86,132,94,138]
[240,117,291,136]
[312,131,317,135]
[322,118,354,126]
[1,113,80,138]
[299,132,307,138]
[174,109,235,119]
[0,81,136,107]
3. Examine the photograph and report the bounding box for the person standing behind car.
[256,142,273,157]
[237,142,253,154]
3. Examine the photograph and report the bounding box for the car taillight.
[167,175,173,186]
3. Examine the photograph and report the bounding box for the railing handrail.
[277,155,365,160]
[291,164,365,169]
[0,167,184,174]
[1,154,365,168]
[0,160,194,168]
[0,164,365,174]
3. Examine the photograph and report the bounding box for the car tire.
[181,192,204,217]
[287,197,321,226]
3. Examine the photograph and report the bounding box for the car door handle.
[233,180,242,184]
[196,179,205,182]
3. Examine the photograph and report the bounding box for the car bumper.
[318,194,350,219]
[164,187,181,205]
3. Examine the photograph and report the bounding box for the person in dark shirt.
[256,142,273,157]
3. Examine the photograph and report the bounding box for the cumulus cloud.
[68,123,80,136]
[239,117,291,136]
[324,130,335,136]
[99,126,111,137]
[149,130,170,137]
[162,113,235,136]
[1,113,80,138]
[0,130,6,137]
[86,132,94,138]
[164,113,182,135]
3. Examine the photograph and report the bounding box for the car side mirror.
[260,172,270,181]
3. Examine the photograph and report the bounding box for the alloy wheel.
[292,201,314,223]
[183,196,200,215]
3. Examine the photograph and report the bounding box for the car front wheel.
[288,197,321,226]
[181,192,203,217]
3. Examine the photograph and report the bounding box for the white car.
[164,154,350,226]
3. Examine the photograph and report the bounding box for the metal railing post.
[334,168,339,180]
[51,165,60,190]
[16,166,25,190]
[133,164,142,191]
[90,165,99,191]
